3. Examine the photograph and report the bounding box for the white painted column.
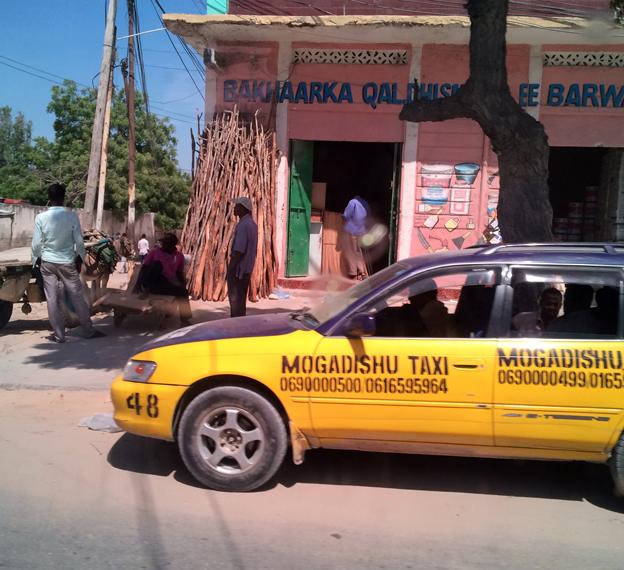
[396,45,422,261]
[204,48,217,121]
[275,41,291,277]
[527,45,543,121]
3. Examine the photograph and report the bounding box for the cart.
[0,247,44,330]
[93,268,178,328]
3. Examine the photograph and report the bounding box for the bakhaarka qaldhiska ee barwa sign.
[224,79,624,109]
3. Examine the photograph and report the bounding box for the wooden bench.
[93,268,177,328]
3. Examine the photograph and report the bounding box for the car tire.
[610,432,624,498]
[0,300,13,330]
[178,386,288,492]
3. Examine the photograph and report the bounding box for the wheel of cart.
[0,300,13,329]
[0,247,45,331]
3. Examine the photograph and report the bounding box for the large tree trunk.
[399,0,553,243]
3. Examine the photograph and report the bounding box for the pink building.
[165,9,623,279]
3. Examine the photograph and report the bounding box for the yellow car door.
[307,267,503,447]
[494,265,624,453]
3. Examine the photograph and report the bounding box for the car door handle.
[453,362,481,370]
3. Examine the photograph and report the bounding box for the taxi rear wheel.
[178,386,287,492]
[610,432,624,498]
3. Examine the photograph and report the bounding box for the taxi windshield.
[308,262,412,325]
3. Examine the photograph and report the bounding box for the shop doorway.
[548,147,609,241]
[286,140,401,277]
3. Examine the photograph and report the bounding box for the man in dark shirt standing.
[227,197,258,317]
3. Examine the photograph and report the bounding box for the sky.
[0,0,207,174]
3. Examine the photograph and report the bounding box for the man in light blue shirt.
[31,184,104,343]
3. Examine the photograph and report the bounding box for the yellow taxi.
[111,243,624,494]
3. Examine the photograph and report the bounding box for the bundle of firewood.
[181,108,278,302]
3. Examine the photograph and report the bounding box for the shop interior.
[311,141,399,275]
[548,147,608,241]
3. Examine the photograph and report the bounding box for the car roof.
[399,243,624,272]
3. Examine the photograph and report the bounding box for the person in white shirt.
[31,183,105,343]
[137,234,150,263]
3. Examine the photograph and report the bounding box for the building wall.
[0,203,156,251]
[540,44,624,147]
[208,38,624,273]
[287,43,410,142]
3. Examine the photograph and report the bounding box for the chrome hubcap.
[197,407,264,475]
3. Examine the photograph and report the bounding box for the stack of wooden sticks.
[181,109,278,302]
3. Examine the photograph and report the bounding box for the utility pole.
[126,0,137,241]
[84,0,118,229]
[95,57,114,231]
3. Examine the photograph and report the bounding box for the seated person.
[454,284,496,338]
[135,233,192,327]
[402,281,451,337]
[592,286,618,335]
[548,284,594,334]
[512,287,561,334]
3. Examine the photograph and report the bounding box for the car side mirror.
[343,313,376,338]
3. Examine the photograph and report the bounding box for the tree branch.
[399,80,472,123]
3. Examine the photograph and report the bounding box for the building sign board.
[224,79,624,109]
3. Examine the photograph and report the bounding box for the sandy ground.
[0,268,321,390]
[2,268,624,568]
[1,389,624,569]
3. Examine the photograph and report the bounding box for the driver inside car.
[401,279,451,338]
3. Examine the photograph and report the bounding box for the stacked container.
[567,202,584,241]
[551,187,600,241]
[583,186,598,240]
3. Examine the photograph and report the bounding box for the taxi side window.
[508,268,621,339]
[365,268,500,338]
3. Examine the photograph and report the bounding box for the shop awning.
[163,13,620,50]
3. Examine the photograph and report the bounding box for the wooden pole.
[84,0,118,228]
[126,0,137,241]
[95,51,115,231]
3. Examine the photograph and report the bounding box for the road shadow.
[107,433,624,513]
[1,318,51,336]
[16,305,296,373]
[20,315,160,372]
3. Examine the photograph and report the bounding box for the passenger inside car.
[454,284,496,338]
[512,287,562,335]
[401,281,451,338]
[548,284,594,334]
[593,286,619,335]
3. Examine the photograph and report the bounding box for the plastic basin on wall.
[454,163,481,184]
[421,186,449,206]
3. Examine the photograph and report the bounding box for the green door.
[286,140,314,277]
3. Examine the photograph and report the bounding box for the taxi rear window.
[507,267,622,339]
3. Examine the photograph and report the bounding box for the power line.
[134,0,150,114]
[153,91,200,104]
[0,54,90,88]
[151,0,206,78]
[145,63,204,71]
[150,103,198,120]
[148,0,205,100]
[0,60,69,86]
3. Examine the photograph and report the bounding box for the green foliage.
[0,81,190,229]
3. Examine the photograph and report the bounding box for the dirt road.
[1,280,624,568]
[1,389,624,569]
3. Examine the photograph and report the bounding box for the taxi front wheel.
[611,432,624,498]
[178,386,288,492]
